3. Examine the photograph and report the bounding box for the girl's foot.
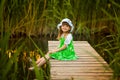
[28,67,34,71]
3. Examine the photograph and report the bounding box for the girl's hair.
[56,22,71,40]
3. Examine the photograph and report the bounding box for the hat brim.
[57,21,74,32]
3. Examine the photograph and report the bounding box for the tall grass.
[0,0,49,80]
[0,0,120,80]
[93,0,120,79]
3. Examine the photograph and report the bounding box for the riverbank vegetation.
[0,0,120,80]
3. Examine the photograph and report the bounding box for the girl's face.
[61,22,71,33]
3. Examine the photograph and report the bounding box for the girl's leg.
[28,58,43,70]
[35,52,50,64]
[36,58,42,64]
[37,54,50,67]
[28,54,50,70]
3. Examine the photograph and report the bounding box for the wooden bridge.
[48,41,113,80]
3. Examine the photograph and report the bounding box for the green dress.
[50,36,78,60]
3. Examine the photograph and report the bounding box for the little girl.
[29,18,78,70]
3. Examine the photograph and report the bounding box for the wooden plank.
[51,72,113,76]
[50,61,111,66]
[49,41,113,80]
[51,75,113,80]
[51,65,113,72]
[51,67,112,73]
[50,59,106,62]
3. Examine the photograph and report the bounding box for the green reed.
[0,0,49,80]
[28,36,50,80]
[93,0,120,79]
[1,0,120,80]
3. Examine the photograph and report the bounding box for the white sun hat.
[57,18,74,32]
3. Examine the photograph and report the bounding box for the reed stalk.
[1,0,120,79]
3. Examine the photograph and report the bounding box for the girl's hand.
[52,50,56,53]
[47,51,53,54]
